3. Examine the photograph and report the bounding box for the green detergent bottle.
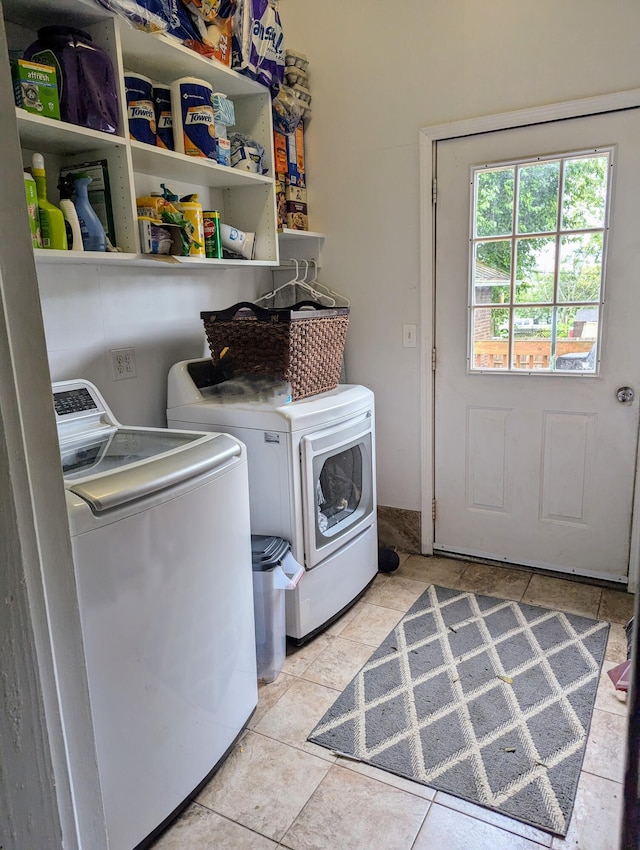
[31,153,67,250]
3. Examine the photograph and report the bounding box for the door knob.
[617,386,634,404]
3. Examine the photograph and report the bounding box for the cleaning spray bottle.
[23,171,41,248]
[72,173,107,252]
[57,175,84,252]
[31,153,67,250]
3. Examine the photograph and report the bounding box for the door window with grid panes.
[469,150,611,373]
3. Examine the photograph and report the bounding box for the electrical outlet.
[403,323,417,348]
[110,347,137,380]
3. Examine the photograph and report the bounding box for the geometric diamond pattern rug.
[308,585,609,836]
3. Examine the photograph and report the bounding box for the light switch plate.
[403,324,417,348]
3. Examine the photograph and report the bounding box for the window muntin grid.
[469,150,611,373]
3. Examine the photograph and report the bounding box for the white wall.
[41,263,270,425]
[278,0,640,514]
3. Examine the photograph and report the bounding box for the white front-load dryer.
[167,358,379,643]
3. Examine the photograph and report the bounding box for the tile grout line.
[425,795,555,849]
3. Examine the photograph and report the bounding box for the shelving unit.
[4,0,279,267]
[277,228,325,264]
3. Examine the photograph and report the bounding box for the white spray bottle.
[58,174,84,252]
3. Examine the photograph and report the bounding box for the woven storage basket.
[201,301,350,401]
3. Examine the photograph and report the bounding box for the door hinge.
[432,177,437,205]
[431,347,436,371]
[432,499,437,521]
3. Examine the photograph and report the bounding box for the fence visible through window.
[469,149,611,373]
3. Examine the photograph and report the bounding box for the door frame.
[419,89,640,591]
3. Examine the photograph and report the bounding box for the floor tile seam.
[249,726,339,765]
[317,631,381,651]
[579,767,625,786]
[216,733,333,846]
[302,760,436,846]
[599,614,633,626]
[579,761,625,784]
[592,700,629,719]
[189,802,280,845]
[414,798,553,849]
[277,764,343,849]
[296,668,356,689]
[521,600,601,619]
[285,669,344,694]
[372,581,431,600]
[404,796,434,850]
[333,756,438,805]
[431,792,555,846]
[458,559,535,579]
[361,599,414,615]
[454,587,530,603]
[362,596,428,614]
[283,644,336,677]
[590,703,628,721]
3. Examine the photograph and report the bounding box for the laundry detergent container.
[251,535,304,683]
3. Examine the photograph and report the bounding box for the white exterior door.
[433,109,640,582]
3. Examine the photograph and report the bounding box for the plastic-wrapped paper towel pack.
[232,0,284,91]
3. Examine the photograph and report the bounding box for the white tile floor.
[150,553,633,850]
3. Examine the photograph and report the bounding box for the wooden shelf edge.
[278,228,326,240]
[33,250,278,269]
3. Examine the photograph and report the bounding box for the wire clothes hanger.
[255,258,337,307]
[306,259,350,307]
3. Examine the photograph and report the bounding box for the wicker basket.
[201,301,350,401]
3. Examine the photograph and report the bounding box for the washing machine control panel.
[53,379,116,442]
[54,386,98,417]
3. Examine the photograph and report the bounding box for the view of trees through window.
[470,150,610,372]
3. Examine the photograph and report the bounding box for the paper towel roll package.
[153,84,173,150]
[170,76,216,159]
[124,72,156,145]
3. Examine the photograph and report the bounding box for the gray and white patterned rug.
[308,584,609,836]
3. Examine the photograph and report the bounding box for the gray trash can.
[251,535,304,683]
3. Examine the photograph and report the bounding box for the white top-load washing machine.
[53,379,257,850]
[167,359,379,644]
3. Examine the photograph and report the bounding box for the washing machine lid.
[53,378,241,512]
[62,428,240,512]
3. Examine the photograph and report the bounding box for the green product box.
[12,59,60,120]
[59,160,116,247]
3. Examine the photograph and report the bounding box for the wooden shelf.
[7,4,278,265]
[130,142,273,190]
[16,110,126,155]
[33,249,278,270]
[3,0,108,28]
[118,29,265,99]
[278,228,326,241]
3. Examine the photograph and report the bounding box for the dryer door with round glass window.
[300,411,375,569]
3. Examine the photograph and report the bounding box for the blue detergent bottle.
[72,174,107,251]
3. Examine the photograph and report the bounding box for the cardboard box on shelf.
[12,59,60,120]
[274,130,288,175]
[285,184,306,204]
[286,198,308,231]
[138,218,182,255]
[275,172,287,231]
[286,124,305,188]
[216,136,231,167]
